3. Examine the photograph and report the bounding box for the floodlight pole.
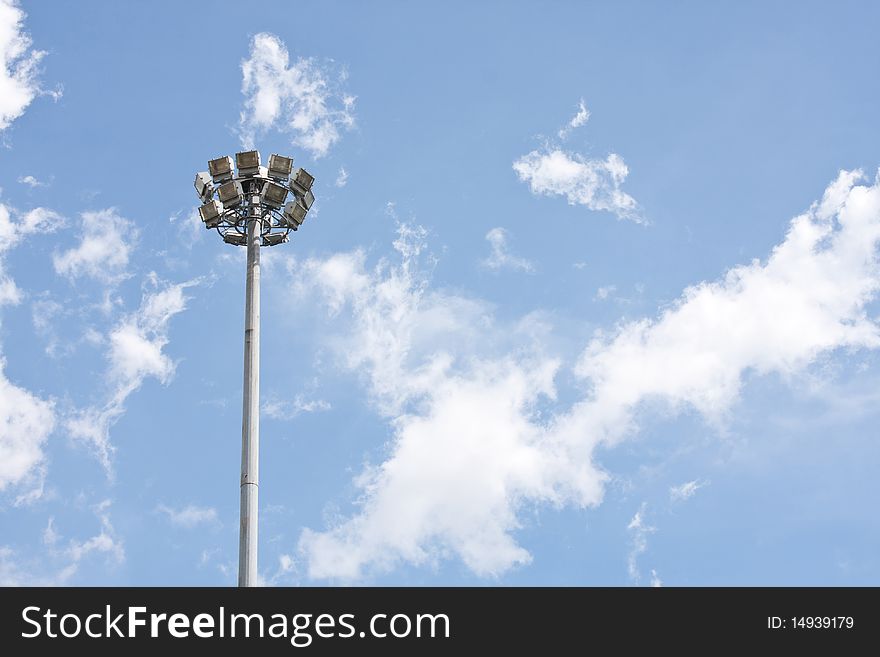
[195,151,313,588]
[239,197,261,587]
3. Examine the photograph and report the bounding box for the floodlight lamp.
[290,168,315,194]
[223,231,247,246]
[299,189,315,210]
[217,180,243,207]
[194,171,213,201]
[199,199,223,228]
[283,200,307,228]
[236,150,261,176]
[208,156,234,183]
[262,181,289,208]
[268,154,293,180]
[263,233,288,246]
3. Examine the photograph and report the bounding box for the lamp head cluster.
[194,150,315,247]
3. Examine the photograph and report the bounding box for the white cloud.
[0,359,55,494]
[514,148,641,222]
[1,501,123,585]
[42,517,58,545]
[558,98,590,139]
[627,503,655,584]
[574,169,880,429]
[17,174,47,188]
[650,569,662,587]
[239,32,355,158]
[0,546,71,585]
[65,500,125,565]
[294,225,594,580]
[263,394,331,421]
[0,203,58,498]
[335,167,348,188]
[296,170,880,581]
[169,208,204,246]
[669,479,707,503]
[595,285,616,301]
[66,276,196,472]
[0,0,54,132]
[482,227,535,273]
[0,204,63,305]
[157,504,219,528]
[53,209,136,283]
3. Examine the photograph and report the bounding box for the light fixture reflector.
[262,181,289,208]
[236,150,261,176]
[283,200,307,228]
[299,189,315,210]
[268,154,293,180]
[194,171,213,201]
[289,168,315,194]
[198,199,223,228]
[217,180,243,207]
[208,156,234,183]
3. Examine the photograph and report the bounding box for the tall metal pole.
[195,151,313,586]
[238,198,261,587]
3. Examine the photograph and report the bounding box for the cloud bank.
[295,169,880,580]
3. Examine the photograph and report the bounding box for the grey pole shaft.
[238,202,261,587]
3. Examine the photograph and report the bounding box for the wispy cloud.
[238,32,355,158]
[594,285,616,301]
[335,167,348,188]
[0,203,58,498]
[263,394,331,421]
[157,504,219,528]
[53,209,137,284]
[650,569,662,587]
[1,500,123,585]
[482,227,535,273]
[0,204,64,305]
[669,479,708,503]
[558,98,590,140]
[627,503,655,585]
[168,208,204,246]
[17,174,48,188]
[66,275,198,473]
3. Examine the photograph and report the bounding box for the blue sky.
[1,0,879,585]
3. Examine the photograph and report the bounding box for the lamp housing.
[217,180,244,208]
[268,154,293,181]
[262,181,289,208]
[283,200,307,229]
[236,150,261,177]
[208,156,234,183]
[199,199,223,228]
[194,171,213,201]
[289,168,315,195]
